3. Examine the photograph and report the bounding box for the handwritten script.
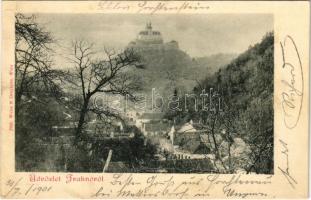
[91,174,272,199]
[4,178,53,198]
[98,1,210,14]
[3,174,274,198]
[278,139,298,189]
[280,35,304,129]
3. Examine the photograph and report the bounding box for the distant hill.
[193,53,237,76]
[131,48,236,97]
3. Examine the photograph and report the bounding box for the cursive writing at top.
[97,1,210,14]
[280,35,304,129]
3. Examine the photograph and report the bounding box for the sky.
[36,14,273,66]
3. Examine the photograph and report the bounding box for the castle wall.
[127,42,179,52]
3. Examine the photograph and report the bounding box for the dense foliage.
[166,32,274,173]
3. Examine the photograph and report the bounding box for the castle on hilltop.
[127,22,179,51]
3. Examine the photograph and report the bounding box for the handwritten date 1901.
[4,178,52,198]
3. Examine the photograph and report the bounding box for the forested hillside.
[166,32,274,173]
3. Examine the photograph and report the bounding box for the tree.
[15,14,67,171]
[15,13,63,114]
[66,41,143,142]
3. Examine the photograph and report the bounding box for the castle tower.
[127,22,179,51]
[136,22,163,44]
[146,22,152,31]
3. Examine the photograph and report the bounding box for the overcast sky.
[36,14,273,65]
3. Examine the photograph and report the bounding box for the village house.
[169,120,206,147]
[141,120,171,137]
[167,120,219,160]
[135,112,166,128]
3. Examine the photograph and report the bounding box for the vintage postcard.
[0,1,309,199]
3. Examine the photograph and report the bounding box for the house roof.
[178,134,223,154]
[145,122,170,132]
[177,122,197,133]
[181,136,201,153]
[175,120,208,134]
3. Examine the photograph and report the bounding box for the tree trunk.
[75,99,89,143]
